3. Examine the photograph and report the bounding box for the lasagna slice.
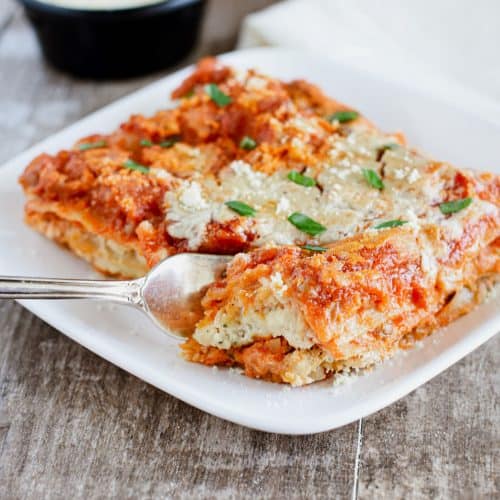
[183,222,498,386]
[19,57,499,385]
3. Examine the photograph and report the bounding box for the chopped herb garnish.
[205,83,232,107]
[184,89,195,98]
[327,110,359,123]
[302,244,327,253]
[123,159,149,174]
[225,200,256,216]
[288,212,326,236]
[240,136,257,150]
[140,139,153,147]
[374,219,408,229]
[287,170,316,187]
[439,197,473,214]
[78,140,106,151]
[159,136,180,148]
[362,168,384,190]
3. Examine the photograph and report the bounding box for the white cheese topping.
[164,127,497,252]
[178,181,208,210]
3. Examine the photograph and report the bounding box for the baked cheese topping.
[164,122,496,255]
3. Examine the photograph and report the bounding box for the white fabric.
[239,0,500,122]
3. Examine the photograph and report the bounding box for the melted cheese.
[165,126,497,252]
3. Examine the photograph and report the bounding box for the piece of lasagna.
[20,58,499,385]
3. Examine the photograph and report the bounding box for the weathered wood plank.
[0,0,16,31]
[358,335,499,499]
[0,301,358,499]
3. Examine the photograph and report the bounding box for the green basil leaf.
[225,200,256,216]
[301,244,327,253]
[123,159,149,174]
[287,170,316,187]
[362,168,384,190]
[78,140,107,151]
[140,139,153,147]
[288,212,326,236]
[374,219,408,229]
[327,110,359,123]
[240,136,257,150]
[205,83,232,107]
[439,197,473,214]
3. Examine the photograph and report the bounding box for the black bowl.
[18,0,206,79]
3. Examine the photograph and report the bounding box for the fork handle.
[0,276,145,306]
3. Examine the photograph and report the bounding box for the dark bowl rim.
[18,0,204,17]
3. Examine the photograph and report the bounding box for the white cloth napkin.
[239,0,500,122]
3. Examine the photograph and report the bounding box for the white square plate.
[0,48,498,434]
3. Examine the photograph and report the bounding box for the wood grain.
[0,301,358,499]
[358,335,500,500]
[0,0,498,498]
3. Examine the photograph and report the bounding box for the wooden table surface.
[0,1,498,498]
